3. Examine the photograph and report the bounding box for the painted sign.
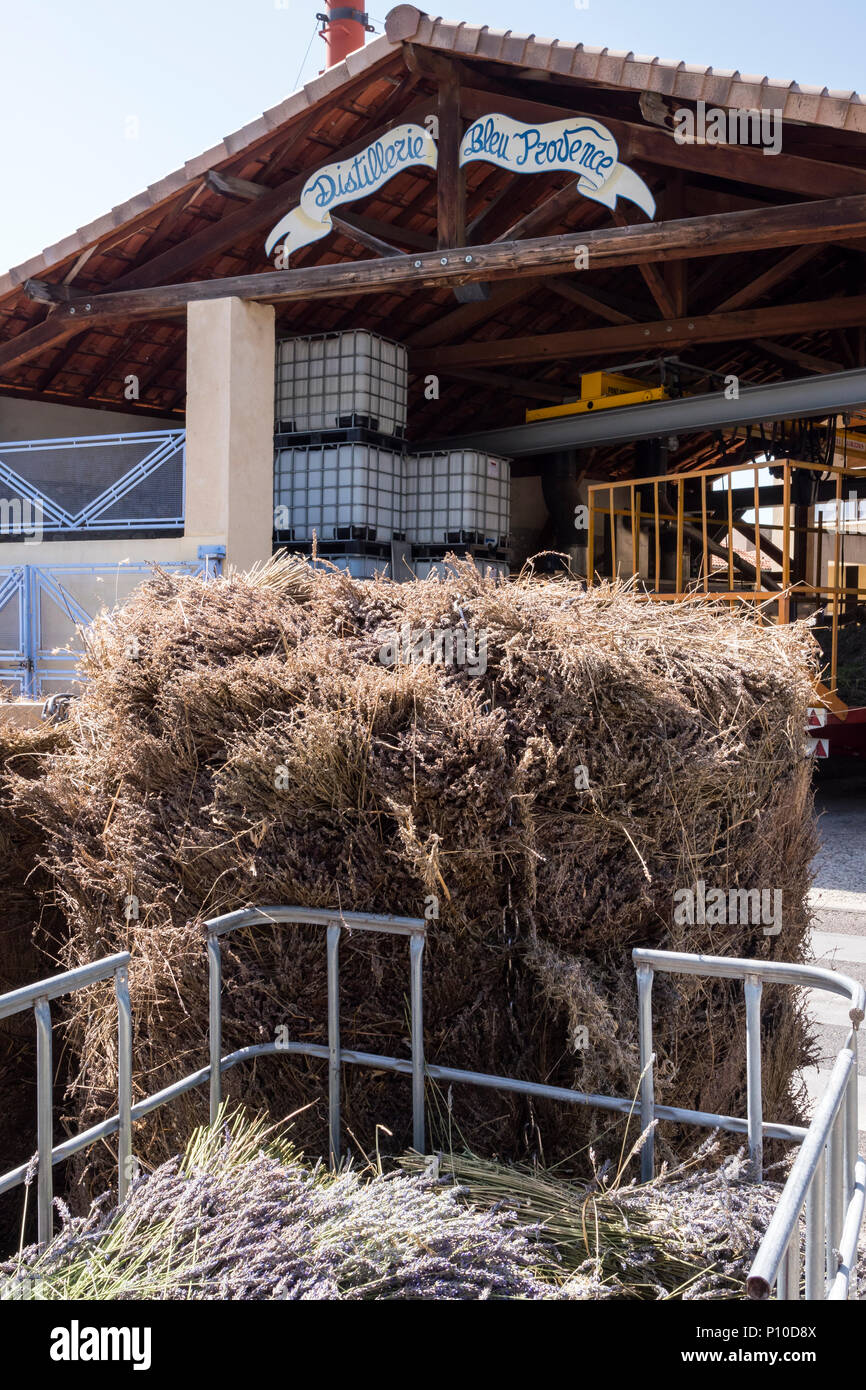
[265,123,438,261]
[459,113,656,220]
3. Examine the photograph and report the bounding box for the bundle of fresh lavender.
[401,1136,786,1300]
[2,1110,790,1301]
[0,1112,576,1301]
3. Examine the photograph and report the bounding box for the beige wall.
[0,395,176,441]
[0,536,205,567]
[185,297,275,572]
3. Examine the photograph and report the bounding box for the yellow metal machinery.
[586,457,866,713]
[526,371,669,422]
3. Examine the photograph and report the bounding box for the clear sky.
[1,0,864,274]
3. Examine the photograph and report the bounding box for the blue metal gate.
[0,558,222,697]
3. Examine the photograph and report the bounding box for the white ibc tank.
[413,557,509,581]
[274,442,403,541]
[403,451,510,546]
[275,331,408,436]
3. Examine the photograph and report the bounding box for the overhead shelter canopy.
[2,4,866,474]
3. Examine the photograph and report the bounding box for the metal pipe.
[34,996,53,1246]
[0,951,130,1020]
[205,905,425,940]
[827,1155,866,1300]
[805,1151,826,1300]
[633,948,865,1014]
[785,1230,801,1301]
[115,964,133,1202]
[207,932,222,1124]
[409,934,425,1154]
[0,1040,812,1201]
[845,1033,858,1203]
[320,3,369,68]
[827,1104,845,1282]
[748,1048,854,1298]
[327,923,341,1166]
[636,963,655,1181]
[744,974,763,1181]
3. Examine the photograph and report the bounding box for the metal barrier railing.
[205,907,427,1163]
[0,952,132,1245]
[2,914,864,1300]
[634,948,866,1301]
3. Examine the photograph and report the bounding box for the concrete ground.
[801,787,866,1151]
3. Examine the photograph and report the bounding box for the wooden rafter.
[457,83,866,200]
[414,297,866,369]
[714,245,824,313]
[16,192,866,338]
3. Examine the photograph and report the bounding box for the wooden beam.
[436,73,464,249]
[25,281,71,304]
[0,380,182,420]
[715,245,824,313]
[547,281,636,325]
[206,167,431,254]
[436,366,574,403]
[458,86,866,200]
[494,177,585,243]
[553,282,639,325]
[662,174,687,317]
[205,170,267,202]
[413,297,866,370]
[467,171,520,240]
[28,192,866,331]
[106,93,434,292]
[330,214,402,258]
[338,211,434,251]
[0,313,88,377]
[407,280,538,348]
[612,209,677,318]
[752,338,845,374]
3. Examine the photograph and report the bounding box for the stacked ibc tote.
[273,331,511,580]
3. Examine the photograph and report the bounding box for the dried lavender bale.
[0,720,67,1249]
[8,557,818,1190]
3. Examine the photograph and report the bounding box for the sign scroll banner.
[459,113,656,221]
[265,123,438,261]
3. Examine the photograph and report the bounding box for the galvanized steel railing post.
[327,923,341,1167]
[207,932,222,1125]
[115,964,133,1203]
[785,1231,800,1300]
[744,974,764,1181]
[805,1152,826,1299]
[34,996,53,1246]
[845,1032,858,1199]
[636,963,655,1182]
[747,1048,854,1299]
[828,1105,845,1282]
[409,934,425,1154]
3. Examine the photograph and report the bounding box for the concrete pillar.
[185,297,275,572]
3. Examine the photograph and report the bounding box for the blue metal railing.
[0,557,222,697]
[0,430,185,534]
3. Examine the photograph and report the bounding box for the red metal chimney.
[317,4,373,67]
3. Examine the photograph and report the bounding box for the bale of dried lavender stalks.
[8,556,818,1191]
[0,720,67,1249]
